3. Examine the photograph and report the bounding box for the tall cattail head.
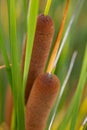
[22,14,55,104]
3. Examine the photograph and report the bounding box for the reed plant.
[0,0,87,130]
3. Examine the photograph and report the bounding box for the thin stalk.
[8,0,25,129]
[48,51,77,130]
[54,0,85,67]
[44,0,52,16]
[0,27,12,86]
[58,45,87,130]
[7,0,10,35]
[70,46,87,130]
[47,0,70,73]
[23,0,27,31]
[23,0,39,91]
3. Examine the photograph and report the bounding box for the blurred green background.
[0,0,87,129]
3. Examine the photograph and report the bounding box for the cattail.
[22,14,55,104]
[5,86,13,127]
[26,73,60,130]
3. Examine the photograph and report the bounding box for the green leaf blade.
[23,0,39,91]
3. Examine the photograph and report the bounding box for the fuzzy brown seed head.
[36,14,54,34]
[35,73,60,96]
[23,14,55,104]
[26,73,60,130]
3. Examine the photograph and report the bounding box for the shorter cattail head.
[26,73,60,130]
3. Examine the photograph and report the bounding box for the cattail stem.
[44,0,52,16]
[47,0,70,73]
[22,14,54,104]
[26,73,60,130]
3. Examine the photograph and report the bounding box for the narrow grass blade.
[8,0,25,129]
[58,45,87,130]
[23,0,27,31]
[54,0,85,67]
[7,0,10,35]
[48,51,77,130]
[44,0,52,16]
[0,27,12,85]
[70,46,87,130]
[47,0,70,73]
[23,0,39,90]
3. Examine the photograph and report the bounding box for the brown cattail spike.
[23,14,55,104]
[26,73,60,130]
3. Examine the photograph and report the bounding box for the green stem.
[8,0,25,129]
[44,0,52,16]
[0,27,12,86]
[58,45,87,130]
[23,0,27,32]
[23,0,39,91]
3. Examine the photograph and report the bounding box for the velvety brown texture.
[22,14,55,104]
[5,86,13,127]
[26,73,60,130]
